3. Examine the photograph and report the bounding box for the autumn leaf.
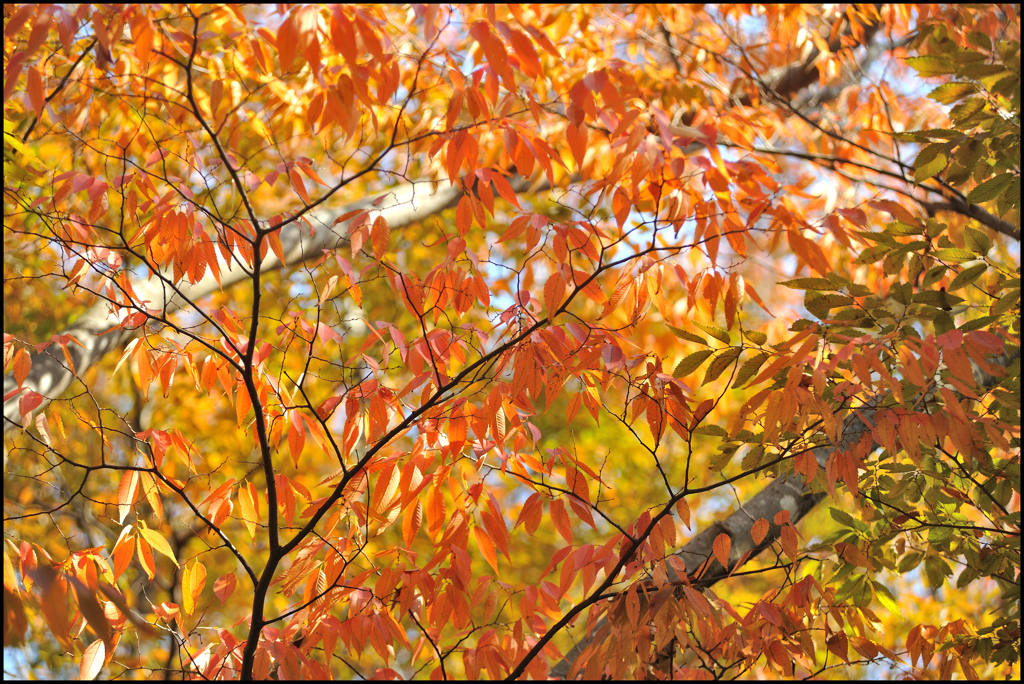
[713,532,731,568]
[139,526,178,567]
[181,561,207,616]
[79,639,105,680]
[116,470,140,525]
[213,572,236,604]
[4,6,1019,681]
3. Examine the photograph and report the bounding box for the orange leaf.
[288,409,305,467]
[276,16,297,71]
[473,526,500,574]
[12,348,31,387]
[403,499,422,548]
[456,194,472,236]
[613,188,631,230]
[117,470,140,524]
[182,560,207,616]
[675,499,691,529]
[299,163,328,186]
[506,28,541,78]
[743,281,773,317]
[372,215,390,262]
[111,526,134,581]
[780,525,798,560]
[713,532,731,568]
[131,14,154,63]
[136,536,156,581]
[267,228,286,264]
[566,121,588,170]
[490,172,521,209]
[199,478,237,509]
[751,518,770,545]
[289,168,310,203]
[543,272,566,316]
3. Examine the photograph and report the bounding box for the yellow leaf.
[372,215,390,262]
[182,561,206,616]
[238,485,258,539]
[139,526,178,566]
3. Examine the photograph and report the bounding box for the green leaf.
[934,311,955,335]
[924,556,951,589]
[922,265,948,289]
[856,243,892,265]
[947,263,988,292]
[966,30,991,51]
[949,97,987,124]
[990,73,1018,98]
[732,352,769,388]
[913,290,964,306]
[928,82,977,104]
[829,508,856,527]
[871,581,904,619]
[779,278,834,290]
[928,525,955,545]
[914,128,964,140]
[667,325,708,346]
[932,248,976,263]
[693,322,730,344]
[991,289,1020,316]
[742,330,767,345]
[897,552,924,574]
[967,173,1014,204]
[914,148,949,182]
[694,424,728,437]
[673,350,714,378]
[884,221,923,236]
[959,314,1000,331]
[959,63,1009,78]
[703,349,741,385]
[906,55,954,77]
[964,227,991,255]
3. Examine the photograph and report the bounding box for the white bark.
[3,179,463,435]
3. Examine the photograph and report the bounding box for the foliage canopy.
[3,3,1020,680]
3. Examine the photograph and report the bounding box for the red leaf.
[27,66,44,118]
[213,572,237,604]
[550,498,573,544]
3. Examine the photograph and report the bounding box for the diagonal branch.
[547,346,1019,679]
[546,410,868,679]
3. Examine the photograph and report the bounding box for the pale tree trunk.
[548,410,873,679]
[3,179,463,435]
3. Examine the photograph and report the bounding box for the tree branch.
[3,178,463,435]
